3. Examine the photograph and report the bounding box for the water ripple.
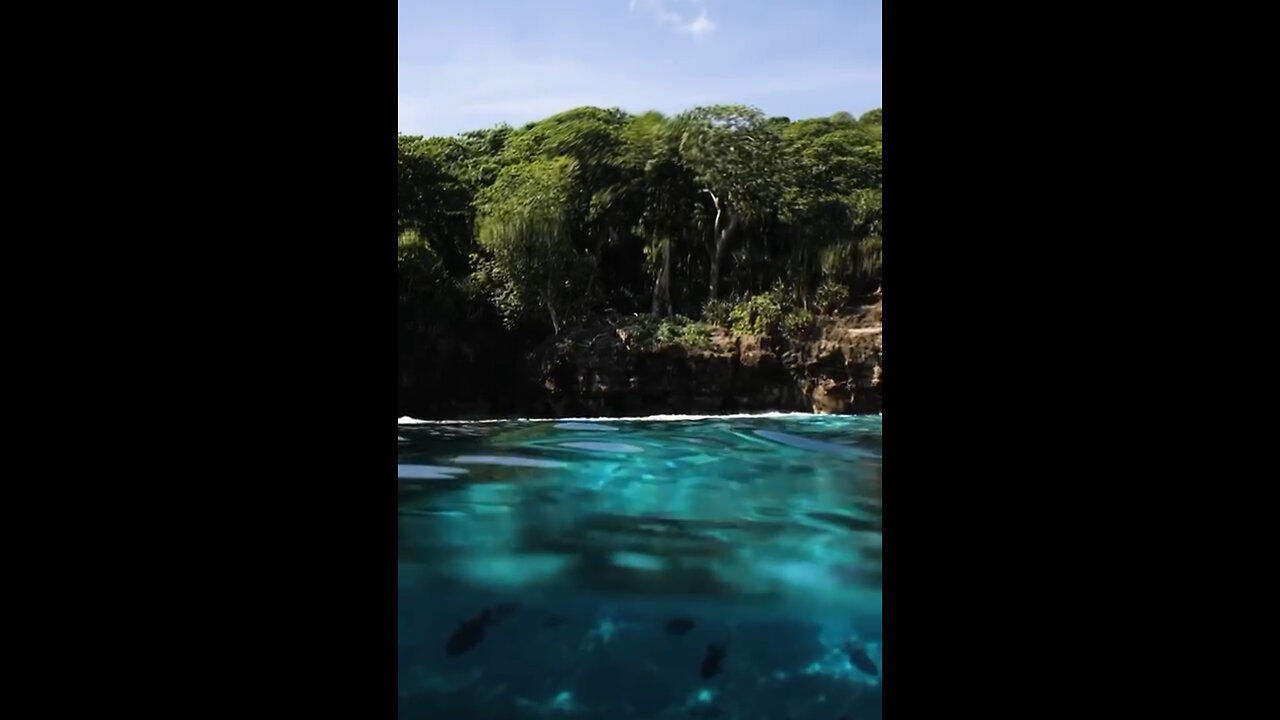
[451,455,567,468]
[558,441,645,453]
[753,429,869,459]
[397,464,469,480]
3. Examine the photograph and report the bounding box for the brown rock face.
[811,379,850,414]
[535,302,882,417]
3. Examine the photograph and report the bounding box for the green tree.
[397,103,883,358]
[673,105,784,300]
[397,135,478,278]
[473,157,584,335]
[496,107,645,311]
[624,111,700,317]
[779,111,883,300]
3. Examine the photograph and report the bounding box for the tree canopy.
[398,104,882,340]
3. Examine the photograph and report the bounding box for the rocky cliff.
[535,301,882,417]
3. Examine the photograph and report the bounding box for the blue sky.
[398,0,882,137]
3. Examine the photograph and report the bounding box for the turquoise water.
[398,412,882,720]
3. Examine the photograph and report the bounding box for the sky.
[398,0,882,137]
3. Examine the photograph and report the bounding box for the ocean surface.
[398,412,882,720]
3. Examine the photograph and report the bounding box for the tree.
[623,111,698,317]
[497,107,645,312]
[673,105,784,300]
[397,136,478,278]
[397,103,883,350]
[778,113,883,299]
[473,157,584,335]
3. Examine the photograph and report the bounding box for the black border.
[33,1,1149,715]
[890,6,1142,714]
[80,8,400,714]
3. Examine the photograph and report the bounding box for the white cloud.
[679,10,716,37]
[630,0,717,38]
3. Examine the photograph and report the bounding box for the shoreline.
[398,411,883,424]
[400,301,883,421]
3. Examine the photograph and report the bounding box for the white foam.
[397,412,866,425]
[553,422,619,431]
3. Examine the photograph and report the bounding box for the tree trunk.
[661,235,673,316]
[650,235,666,316]
[650,235,674,317]
[544,279,561,335]
[651,268,662,315]
[649,235,673,317]
[706,190,736,301]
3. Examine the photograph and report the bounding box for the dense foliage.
[400,104,880,327]
[398,104,881,410]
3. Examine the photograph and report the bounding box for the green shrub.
[730,289,785,336]
[701,299,733,327]
[654,315,686,343]
[661,321,712,347]
[782,307,815,337]
[727,302,752,334]
[816,281,851,314]
[618,314,660,344]
[654,315,712,347]
[621,314,713,348]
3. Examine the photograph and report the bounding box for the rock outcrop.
[535,302,882,417]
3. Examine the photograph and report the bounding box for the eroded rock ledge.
[536,302,882,417]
